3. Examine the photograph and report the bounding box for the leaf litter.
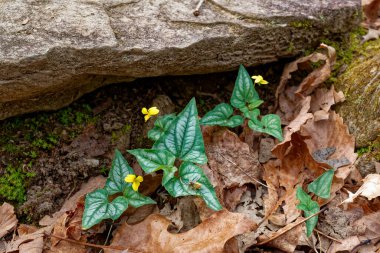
[1,43,379,253]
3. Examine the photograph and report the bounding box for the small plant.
[82,66,281,229]
[296,169,334,236]
[200,65,283,141]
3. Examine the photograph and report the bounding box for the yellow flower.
[125,174,143,191]
[251,75,269,85]
[142,107,159,122]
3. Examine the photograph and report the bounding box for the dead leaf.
[363,0,380,26]
[258,217,305,253]
[18,224,39,236]
[203,127,262,189]
[0,202,18,238]
[275,44,336,124]
[343,174,380,203]
[362,28,380,43]
[5,226,51,253]
[106,210,257,253]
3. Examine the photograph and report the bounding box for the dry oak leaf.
[203,127,262,189]
[0,202,18,238]
[257,217,304,253]
[105,209,257,253]
[5,226,52,253]
[343,174,380,204]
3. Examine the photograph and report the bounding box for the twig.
[217,152,274,190]
[193,0,205,16]
[314,228,342,243]
[350,235,380,253]
[47,233,141,252]
[99,224,114,253]
[256,206,328,246]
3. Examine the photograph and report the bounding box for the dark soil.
[0,61,289,223]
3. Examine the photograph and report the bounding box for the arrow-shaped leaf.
[82,189,129,230]
[148,114,176,141]
[128,149,177,185]
[296,186,320,237]
[200,103,243,127]
[230,65,260,109]
[104,149,134,195]
[164,162,222,211]
[308,170,334,199]
[153,98,207,164]
[124,187,156,208]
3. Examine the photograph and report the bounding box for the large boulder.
[335,39,380,148]
[0,0,360,119]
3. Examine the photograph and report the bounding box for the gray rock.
[0,0,360,120]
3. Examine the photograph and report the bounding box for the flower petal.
[148,107,159,115]
[141,107,148,114]
[125,174,136,183]
[260,79,269,85]
[144,114,151,122]
[136,176,144,183]
[132,181,140,191]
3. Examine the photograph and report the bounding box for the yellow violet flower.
[142,107,159,122]
[251,75,269,85]
[125,174,143,191]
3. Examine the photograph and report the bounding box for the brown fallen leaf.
[310,86,345,121]
[203,127,262,190]
[343,174,380,204]
[106,210,257,253]
[48,198,87,253]
[363,0,380,26]
[257,217,305,253]
[0,202,18,239]
[275,44,336,124]
[5,226,52,253]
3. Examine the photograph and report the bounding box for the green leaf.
[148,114,176,141]
[153,98,207,164]
[230,65,259,108]
[200,103,243,127]
[82,189,129,230]
[296,187,320,237]
[128,149,177,185]
[104,150,134,195]
[124,187,156,208]
[248,114,283,141]
[247,99,264,110]
[308,170,334,199]
[163,162,222,211]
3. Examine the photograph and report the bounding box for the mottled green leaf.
[124,187,156,208]
[308,170,334,199]
[200,103,243,127]
[82,189,129,229]
[230,65,259,108]
[296,187,320,237]
[247,99,264,110]
[248,114,283,141]
[153,98,207,164]
[104,149,134,195]
[128,148,177,185]
[148,114,176,141]
[164,162,222,211]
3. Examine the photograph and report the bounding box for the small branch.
[193,0,205,16]
[217,152,274,190]
[314,228,342,243]
[47,233,141,252]
[256,206,328,246]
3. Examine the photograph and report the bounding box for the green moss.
[0,164,35,204]
[289,20,313,29]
